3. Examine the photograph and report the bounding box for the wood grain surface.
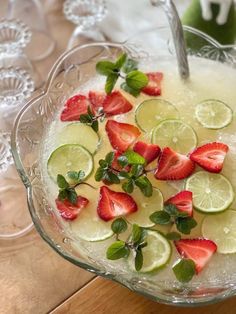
[51,277,236,314]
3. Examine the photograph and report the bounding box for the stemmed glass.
[63,0,107,50]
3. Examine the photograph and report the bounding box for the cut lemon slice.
[135,99,179,132]
[126,188,163,227]
[202,210,236,254]
[186,171,234,213]
[47,144,93,182]
[152,119,197,154]
[57,123,100,154]
[128,230,171,272]
[195,99,233,129]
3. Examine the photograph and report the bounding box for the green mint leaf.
[67,188,77,204]
[105,151,115,165]
[126,70,148,90]
[111,218,128,234]
[96,61,116,76]
[176,211,189,218]
[106,241,130,260]
[122,179,134,194]
[87,105,94,118]
[135,248,143,271]
[67,171,79,181]
[95,167,106,181]
[77,170,85,181]
[138,241,147,249]
[105,171,120,184]
[99,160,108,168]
[173,259,196,283]
[79,114,92,124]
[164,204,178,216]
[176,217,197,235]
[166,232,181,241]
[130,164,144,177]
[118,171,130,179]
[115,53,127,69]
[135,176,153,197]
[57,174,69,189]
[120,82,140,97]
[105,73,119,94]
[91,120,99,132]
[122,58,138,74]
[149,211,171,225]
[58,189,68,201]
[123,150,145,165]
[117,155,129,168]
[131,224,142,244]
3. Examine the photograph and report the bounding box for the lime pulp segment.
[185,171,234,213]
[57,123,100,154]
[135,99,179,132]
[152,119,197,154]
[202,210,236,254]
[195,99,233,129]
[47,144,93,182]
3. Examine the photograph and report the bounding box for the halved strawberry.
[97,186,138,221]
[174,238,217,273]
[189,142,229,173]
[105,120,141,152]
[155,147,195,180]
[55,196,89,220]
[88,90,106,112]
[142,72,163,96]
[103,91,133,116]
[60,94,90,121]
[133,141,161,164]
[165,190,193,217]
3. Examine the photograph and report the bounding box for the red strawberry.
[105,120,141,152]
[174,238,217,273]
[88,90,106,112]
[165,190,193,217]
[190,142,229,173]
[155,147,195,180]
[133,141,161,164]
[55,196,89,220]
[103,91,133,116]
[97,186,138,221]
[142,72,163,96]
[60,94,90,121]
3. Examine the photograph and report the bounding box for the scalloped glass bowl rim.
[11,25,236,306]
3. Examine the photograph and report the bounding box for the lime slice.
[57,123,100,154]
[128,230,171,272]
[186,171,234,213]
[126,188,163,227]
[152,119,197,154]
[202,210,236,254]
[47,144,93,182]
[195,99,233,129]
[135,99,179,132]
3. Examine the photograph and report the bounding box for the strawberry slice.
[189,142,229,173]
[142,72,163,96]
[165,190,193,217]
[88,90,106,112]
[133,141,161,164]
[105,120,141,152]
[97,186,138,221]
[155,147,195,180]
[174,238,217,273]
[103,91,133,116]
[55,196,89,220]
[60,94,90,121]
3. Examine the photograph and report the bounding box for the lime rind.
[185,171,234,214]
[47,144,94,182]
[151,119,198,154]
[135,99,179,132]
[195,99,233,129]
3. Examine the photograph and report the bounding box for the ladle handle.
[151,0,190,80]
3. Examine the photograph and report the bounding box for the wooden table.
[1,3,236,314]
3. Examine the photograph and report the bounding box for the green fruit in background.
[182,0,235,50]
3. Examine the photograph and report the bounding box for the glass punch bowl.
[11,26,236,306]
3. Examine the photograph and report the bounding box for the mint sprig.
[79,106,105,132]
[96,53,148,96]
[150,204,197,234]
[172,259,196,283]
